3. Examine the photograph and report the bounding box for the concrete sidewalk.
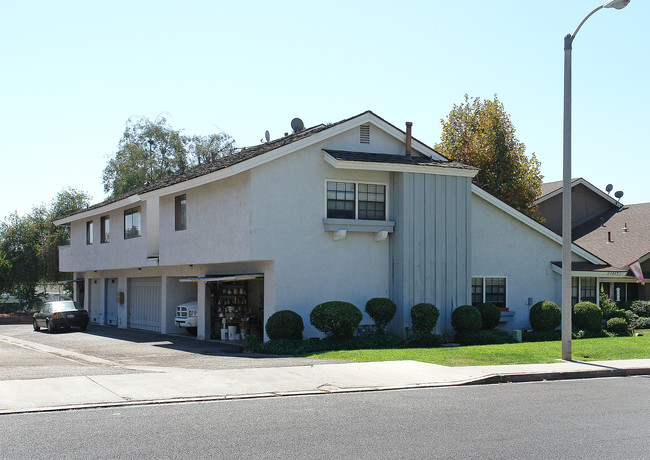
[2,358,650,415]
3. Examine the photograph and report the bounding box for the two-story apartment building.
[55,111,631,341]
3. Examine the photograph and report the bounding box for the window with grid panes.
[327,182,355,219]
[358,184,385,220]
[485,278,506,308]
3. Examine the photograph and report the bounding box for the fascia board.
[472,185,605,265]
[550,264,627,277]
[323,151,478,178]
[53,194,141,226]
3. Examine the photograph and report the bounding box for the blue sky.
[1,0,647,219]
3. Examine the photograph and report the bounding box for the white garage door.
[127,277,161,332]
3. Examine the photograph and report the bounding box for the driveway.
[0,324,343,381]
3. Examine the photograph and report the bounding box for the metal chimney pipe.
[405,122,413,157]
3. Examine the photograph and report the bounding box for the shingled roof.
[573,202,650,269]
[59,110,454,220]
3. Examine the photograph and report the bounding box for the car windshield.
[50,301,82,312]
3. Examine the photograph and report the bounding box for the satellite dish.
[615,190,624,200]
[605,184,613,194]
[265,130,270,142]
[291,118,304,133]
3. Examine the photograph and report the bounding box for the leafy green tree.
[436,95,543,218]
[188,133,237,165]
[102,116,236,197]
[0,188,90,306]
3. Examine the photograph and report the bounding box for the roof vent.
[623,223,628,232]
[360,124,370,144]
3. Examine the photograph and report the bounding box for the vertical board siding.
[390,173,472,335]
[127,277,162,332]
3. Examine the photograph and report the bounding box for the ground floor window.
[471,277,506,308]
[572,277,597,306]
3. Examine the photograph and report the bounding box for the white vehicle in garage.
[175,300,198,334]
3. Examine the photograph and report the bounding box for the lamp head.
[603,0,630,9]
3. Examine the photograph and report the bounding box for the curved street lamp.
[562,0,630,361]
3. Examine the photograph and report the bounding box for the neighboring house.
[535,178,649,304]
[54,111,619,341]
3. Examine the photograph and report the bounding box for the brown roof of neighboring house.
[572,202,650,269]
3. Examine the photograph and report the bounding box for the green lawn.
[305,334,650,366]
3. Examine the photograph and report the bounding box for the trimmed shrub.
[573,301,603,332]
[475,302,501,330]
[630,300,650,318]
[265,310,304,340]
[410,303,440,334]
[451,305,482,333]
[522,330,561,342]
[606,317,630,335]
[455,329,517,346]
[529,301,561,331]
[405,332,442,348]
[310,301,362,338]
[625,311,650,330]
[365,298,397,333]
[603,308,628,321]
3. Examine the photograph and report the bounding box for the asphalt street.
[3,377,650,459]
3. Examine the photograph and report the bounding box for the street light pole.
[561,0,630,361]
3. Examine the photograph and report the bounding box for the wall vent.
[360,124,370,144]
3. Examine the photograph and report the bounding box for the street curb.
[2,367,648,416]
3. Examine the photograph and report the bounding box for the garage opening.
[180,274,264,341]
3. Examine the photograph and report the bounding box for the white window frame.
[324,179,389,221]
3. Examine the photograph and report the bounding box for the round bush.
[606,317,629,335]
[451,305,482,333]
[631,301,650,318]
[529,301,561,332]
[310,301,362,338]
[365,297,397,333]
[475,302,501,330]
[573,301,603,332]
[265,310,304,340]
[410,303,440,334]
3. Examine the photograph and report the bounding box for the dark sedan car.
[33,301,89,332]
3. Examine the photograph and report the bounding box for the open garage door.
[127,277,161,332]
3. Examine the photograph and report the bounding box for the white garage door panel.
[128,277,161,332]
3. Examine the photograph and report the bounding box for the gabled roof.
[55,111,459,225]
[534,177,622,208]
[572,201,650,269]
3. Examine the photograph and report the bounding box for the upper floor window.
[124,207,141,239]
[327,181,386,220]
[100,216,110,243]
[86,221,94,245]
[471,277,506,308]
[175,194,187,231]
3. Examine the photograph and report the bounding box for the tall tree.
[0,188,90,306]
[102,116,236,197]
[436,95,543,218]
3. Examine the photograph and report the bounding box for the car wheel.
[80,324,87,332]
[47,320,54,333]
[33,319,40,331]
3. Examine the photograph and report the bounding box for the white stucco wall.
[471,192,586,330]
[158,173,252,266]
[250,135,393,338]
[60,203,149,272]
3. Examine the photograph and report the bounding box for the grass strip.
[304,334,649,366]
